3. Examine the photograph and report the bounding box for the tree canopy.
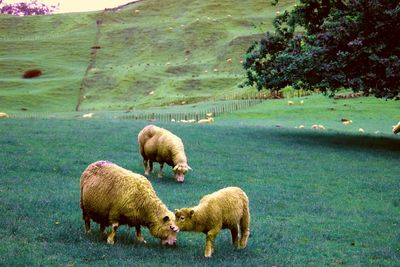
[0,0,57,16]
[243,0,400,99]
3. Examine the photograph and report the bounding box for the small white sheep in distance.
[82,113,94,118]
[393,122,400,134]
[174,186,250,257]
[198,117,214,124]
[138,125,192,183]
[80,161,179,246]
[287,100,294,105]
[0,112,10,118]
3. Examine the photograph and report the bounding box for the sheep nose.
[170,225,179,232]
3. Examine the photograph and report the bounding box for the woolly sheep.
[138,125,192,183]
[198,117,214,124]
[82,113,94,118]
[393,122,400,134]
[80,161,179,246]
[0,112,10,118]
[174,186,250,257]
[287,100,294,105]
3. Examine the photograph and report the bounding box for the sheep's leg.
[143,159,149,175]
[100,224,106,236]
[143,159,148,175]
[239,206,251,248]
[158,162,164,178]
[135,225,146,243]
[107,222,119,244]
[149,160,154,174]
[230,225,240,248]
[84,215,91,235]
[205,228,219,257]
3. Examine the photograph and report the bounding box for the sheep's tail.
[239,196,250,248]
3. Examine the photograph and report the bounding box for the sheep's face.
[174,208,195,231]
[173,163,192,183]
[150,212,179,246]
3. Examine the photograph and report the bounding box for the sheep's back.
[199,187,248,226]
[80,161,152,225]
[139,125,185,164]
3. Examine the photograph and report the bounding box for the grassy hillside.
[1,118,399,266]
[0,0,295,112]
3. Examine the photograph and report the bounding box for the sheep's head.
[149,212,179,246]
[174,208,195,231]
[173,163,192,183]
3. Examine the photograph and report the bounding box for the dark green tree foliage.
[243,0,400,99]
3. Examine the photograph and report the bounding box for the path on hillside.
[75,0,143,111]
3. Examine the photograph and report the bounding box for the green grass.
[220,94,400,135]
[1,118,399,266]
[0,0,295,112]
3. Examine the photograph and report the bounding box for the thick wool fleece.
[80,161,178,245]
[175,186,250,257]
[138,125,190,182]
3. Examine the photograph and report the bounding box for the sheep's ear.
[163,216,170,222]
[174,209,180,215]
[189,209,195,218]
[173,165,179,171]
[187,165,192,171]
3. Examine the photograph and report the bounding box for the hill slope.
[0,0,295,112]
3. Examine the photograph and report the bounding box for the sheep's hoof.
[137,236,147,244]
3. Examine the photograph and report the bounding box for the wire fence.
[7,90,315,120]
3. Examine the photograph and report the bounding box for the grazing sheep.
[138,125,191,183]
[393,122,400,134]
[0,112,10,118]
[359,128,365,133]
[198,117,214,124]
[82,113,94,118]
[174,187,250,257]
[287,100,294,105]
[80,161,179,245]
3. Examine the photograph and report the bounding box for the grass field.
[1,0,399,266]
[1,113,399,266]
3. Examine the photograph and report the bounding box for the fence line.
[8,90,316,120]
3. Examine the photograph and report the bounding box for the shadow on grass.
[275,130,400,153]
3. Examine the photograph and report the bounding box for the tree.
[0,0,58,16]
[243,0,400,99]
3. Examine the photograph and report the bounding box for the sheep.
[393,122,400,134]
[0,112,10,118]
[174,186,250,257]
[80,161,179,246]
[198,117,214,124]
[138,125,191,183]
[341,118,352,125]
[287,100,294,105]
[82,113,95,118]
